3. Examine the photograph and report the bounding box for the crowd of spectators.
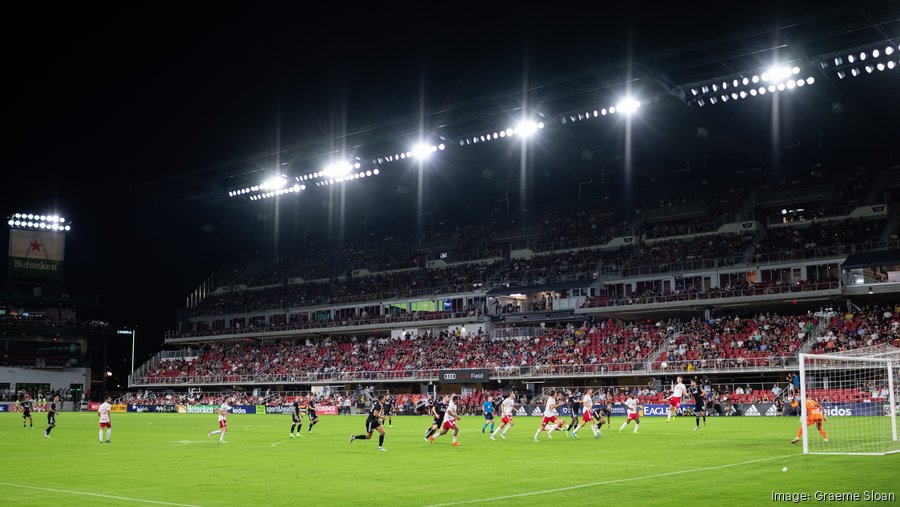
[754,218,886,261]
[810,305,900,353]
[140,319,677,384]
[652,313,812,371]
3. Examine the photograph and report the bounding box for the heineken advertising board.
[8,229,65,280]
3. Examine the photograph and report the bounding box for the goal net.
[798,345,899,455]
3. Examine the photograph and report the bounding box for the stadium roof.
[132,1,900,215]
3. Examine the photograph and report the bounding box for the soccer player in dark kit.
[290,398,304,438]
[22,396,34,428]
[349,394,387,451]
[306,396,319,432]
[690,378,708,431]
[425,394,449,442]
[43,400,57,438]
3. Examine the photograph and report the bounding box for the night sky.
[2,2,890,380]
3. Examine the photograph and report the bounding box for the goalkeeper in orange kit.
[791,398,828,444]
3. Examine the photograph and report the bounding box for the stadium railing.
[582,281,840,308]
[171,310,482,340]
[648,356,798,374]
[128,357,800,387]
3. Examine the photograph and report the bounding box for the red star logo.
[30,240,42,252]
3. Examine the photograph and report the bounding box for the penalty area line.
[0,482,201,507]
[425,454,797,507]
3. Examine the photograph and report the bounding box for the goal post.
[798,345,899,455]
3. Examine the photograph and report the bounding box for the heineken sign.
[8,229,65,280]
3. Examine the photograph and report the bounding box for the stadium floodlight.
[514,120,541,137]
[6,220,12,226]
[322,162,353,179]
[410,143,434,159]
[886,46,895,56]
[260,175,288,190]
[616,98,641,115]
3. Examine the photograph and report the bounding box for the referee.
[349,394,387,451]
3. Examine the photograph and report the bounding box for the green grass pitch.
[1,413,896,506]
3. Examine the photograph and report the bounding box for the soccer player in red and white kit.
[571,388,600,438]
[533,391,565,442]
[491,391,516,440]
[208,398,232,443]
[98,396,112,443]
[618,394,640,433]
[666,376,687,422]
[431,394,461,446]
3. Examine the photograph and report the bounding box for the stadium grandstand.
[122,7,900,406]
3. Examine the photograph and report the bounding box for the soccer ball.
[661,361,668,369]
[782,467,788,472]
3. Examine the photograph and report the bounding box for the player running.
[534,390,566,442]
[482,395,495,434]
[689,379,707,431]
[306,396,319,432]
[666,376,687,422]
[571,388,602,438]
[791,398,828,444]
[290,397,304,437]
[424,395,449,442]
[22,396,33,428]
[491,392,516,440]
[383,395,394,428]
[431,395,461,446]
[618,394,640,433]
[208,398,231,443]
[98,396,112,443]
[43,400,57,439]
[350,394,387,451]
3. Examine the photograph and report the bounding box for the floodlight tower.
[6,212,72,292]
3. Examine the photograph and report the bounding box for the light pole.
[117,329,136,373]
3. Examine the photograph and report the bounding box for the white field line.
[0,482,201,507]
[426,454,798,506]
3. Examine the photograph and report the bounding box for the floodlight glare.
[7,220,12,226]
[322,162,353,178]
[888,61,896,70]
[877,63,885,71]
[411,143,432,159]
[514,121,539,137]
[260,176,287,190]
[885,46,894,56]
[616,98,641,115]
[64,226,70,231]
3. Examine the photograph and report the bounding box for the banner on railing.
[88,402,100,411]
[736,403,778,416]
[186,404,217,414]
[315,405,338,415]
[0,404,7,412]
[820,402,885,417]
[640,403,695,416]
[439,369,490,384]
[265,405,293,415]
[128,404,178,413]
[111,404,128,413]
